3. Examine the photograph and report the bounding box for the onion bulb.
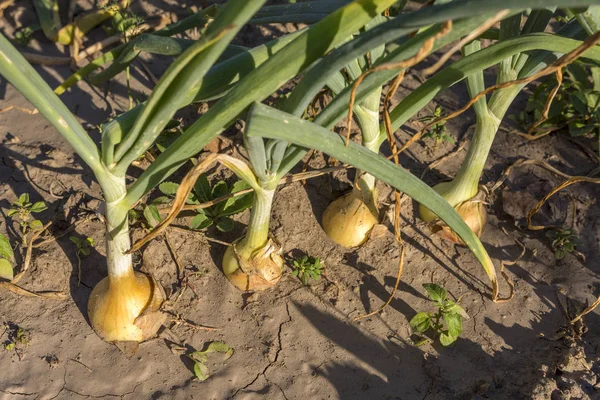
[88,271,165,342]
[322,189,379,248]
[419,183,487,245]
[222,238,284,291]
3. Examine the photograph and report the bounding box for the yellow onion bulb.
[322,190,379,248]
[88,271,165,342]
[433,199,488,245]
[222,239,284,291]
[419,183,488,245]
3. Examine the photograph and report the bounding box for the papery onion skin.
[433,199,488,245]
[419,183,488,245]
[222,241,284,291]
[322,189,379,248]
[88,271,164,342]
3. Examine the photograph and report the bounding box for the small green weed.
[291,255,323,285]
[547,228,578,260]
[70,236,96,286]
[7,193,47,244]
[410,283,467,346]
[420,106,454,147]
[143,175,252,232]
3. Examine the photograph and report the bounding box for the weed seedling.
[547,228,578,260]
[3,323,30,360]
[147,175,252,233]
[69,236,96,286]
[291,255,323,285]
[410,283,467,346]
[7,193,47,245]
[419,106,453,148]
[14,25,41,46]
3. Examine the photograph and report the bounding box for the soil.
[1,2,600,400]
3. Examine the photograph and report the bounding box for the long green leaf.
[385,33,600,139]
[313,0,600,134]
[112,0,267,173]
[55,7,217,95]
[0,34,103,176]
[100,29,304,148]
[123,0,398,208]
[246,102,499,298]
[251,0,352,24]
[276,13,509,178]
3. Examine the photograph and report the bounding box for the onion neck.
[443,110,500,206]
[101,173,134,282]
[353,87,382,197]
[236,187,275,260]
[443,80,524,206]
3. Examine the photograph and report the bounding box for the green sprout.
[409,283,467,347]
[14,25,41,46]
[106,2,144,109]
[419,106,454,147]
[547,228,578,260]
[7,193,47,244]
[69,236,96,286]
[291,255,323,285]
[3,323,30,360]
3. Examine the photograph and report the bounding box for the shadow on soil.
[292,272,599,400]
[0,142,104,321]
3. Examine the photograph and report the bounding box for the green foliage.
[547,228,578,260]
[187,341,234,381]
[7,193,47,238]
[409,283,467,347]
[420,105,453,147]
[105,2,144,40]
[14,25,41,46]
[291,254,323,285]
[145,175,252,232]
[517,61,600,143]
[70,236,95,286]
[3,323,30,353]
[70,236,95,257]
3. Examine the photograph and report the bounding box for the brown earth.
[1,1,600,399]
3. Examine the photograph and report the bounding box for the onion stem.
[441,110,500,207]
[353,87,383,196]
[235,187,275,260]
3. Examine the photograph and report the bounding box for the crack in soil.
[0,388,39,398]
[45,365,142,399]
[230,303,292,400]
[62,381,142,399]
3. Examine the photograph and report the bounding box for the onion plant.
[0,0,410,340]
[0,0,269,342]
[321,18,386,248]
[4,0,599,344]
